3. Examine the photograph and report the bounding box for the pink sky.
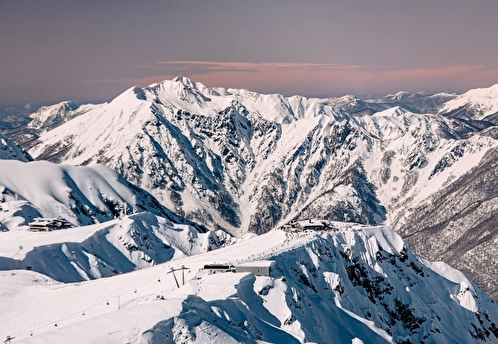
[117,62,498,97]
[82,61,498,102]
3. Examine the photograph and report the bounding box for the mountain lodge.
[28,218,73,232]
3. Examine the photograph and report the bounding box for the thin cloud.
[82,61,498,97]
[82,78,129,85]
[157,60,362,71]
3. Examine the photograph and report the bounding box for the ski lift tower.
[166,265,189,288]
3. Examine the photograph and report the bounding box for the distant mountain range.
[2,78,498,305]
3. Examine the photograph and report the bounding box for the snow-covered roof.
[28,217,72,228]
[297,219,325,228]
[236,260,275,268]
[29,219,54,226]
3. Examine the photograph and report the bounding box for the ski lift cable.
[10,261,190,341]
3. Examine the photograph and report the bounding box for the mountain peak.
[170,75,206,91]
[383,91,422,101]
[29,101,78,118]
[27,101,80,131]
[373,105,409,117]
[172,75,192,84]
[429,92,456,99]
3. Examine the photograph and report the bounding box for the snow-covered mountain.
[1,224,497,343]
[0,101,101,150]
[26,101,80,129]
[26,77,474,235]
[439,84,498,123]
[395,146,498,300]
[0,160,204,232]
[314,91,456,117]
[312,94,380,117]
[28,78,345,235]
[369,91,456,114]
[26,77,498,300]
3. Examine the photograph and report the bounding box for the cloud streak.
[84,61,498,97]
[157,60,362,71]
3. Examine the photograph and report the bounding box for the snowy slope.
[0,212,231,283]
[439,84,498,122]
[0,160,201,231]
[0,133,32,161]
[1,224,497,343]
[394,147,498,301]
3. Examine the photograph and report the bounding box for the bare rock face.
[396,148,498,300]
